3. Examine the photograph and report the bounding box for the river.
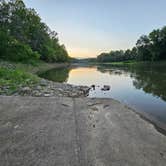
[39,63,166,126]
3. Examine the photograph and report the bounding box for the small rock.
[70,92,78,97]
[91,85,95,90]
[101,85,110,91]
[114,71,122,75]
[33,91,42,97]
[62,103,70,107]
[44,93,51,97]
[4,122,12,127]
[40,79,48,86]
[104,105,109,108]
[82,87,91,95]
[14,125,19,129]
[91,107,99,112]
[36,86,42,90]
[57,88,63,92]
[20,87,31,95]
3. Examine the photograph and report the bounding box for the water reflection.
[38,67,70,83]
[97,64,166,102]
[39,64,166,102]
[39,64,166,123]
[130,66,166,102]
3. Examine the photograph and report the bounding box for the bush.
[0,30,9,59]
[0,67,39,94]
[3,39,40,63]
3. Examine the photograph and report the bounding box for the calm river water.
[39,63,166,124]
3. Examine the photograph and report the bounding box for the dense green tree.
[97,50,135,62]
[97,26,166,63]
[136,35,152,61]
[0,0,69,63]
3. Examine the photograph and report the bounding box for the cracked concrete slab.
[0,96,166,166]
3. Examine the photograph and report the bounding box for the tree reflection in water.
[38,67,70,83]
[39,63,166,102]
[97,63,166,102]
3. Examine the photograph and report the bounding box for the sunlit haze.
[24,0,166,58]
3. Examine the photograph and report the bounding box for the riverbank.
[0,96,166,166]
[1,60,166,134]
[84,60,166,67]
[0,60,69,74]
[0,61,90,97]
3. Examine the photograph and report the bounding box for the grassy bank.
[0,60,69,95]
[0,60,69,74]
[88,60,166,66]
[0,67,39,95]
[98,60,137,65]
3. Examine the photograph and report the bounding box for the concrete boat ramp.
[0,96,166,166]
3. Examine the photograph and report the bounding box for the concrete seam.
[73,98,84,166]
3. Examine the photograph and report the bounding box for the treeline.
[71,58,96,63]
[97,26,166,62]
[0,0,69,63]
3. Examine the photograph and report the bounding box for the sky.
[24,0,166,58]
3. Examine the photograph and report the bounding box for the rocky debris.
[0,61,16,70]
[91,84,95,90]
[44,93,51,97]
[101,85,110,91]
[40,79,48,86]
[19,87,32,95]
[114,70,122,75]
[0,79,90,97]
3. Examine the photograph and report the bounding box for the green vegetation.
[0,67,39,94]
[97,63,166,101]
[0,60,69,95]
[97,60,137,65]
[97,26,166,63]
[0,60,68,74]
[38,68,70,83]
[0,0,69,63]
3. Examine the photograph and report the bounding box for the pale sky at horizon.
[24,0,166,58]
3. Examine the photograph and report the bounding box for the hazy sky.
[24,0,166,58]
